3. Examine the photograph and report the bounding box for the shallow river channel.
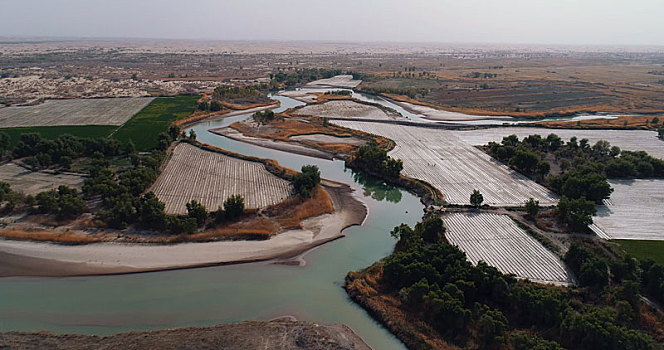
[0,94,426,349]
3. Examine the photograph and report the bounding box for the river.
[0,94,423,350]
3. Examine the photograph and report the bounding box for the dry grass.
[264,186,334,229]
[314,93,354,103]
[219,100,279,110]
[230,114,391,155]
[0,229,105,244]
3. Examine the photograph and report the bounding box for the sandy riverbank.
[211,126,336,160]
[0,318,371,350]
[0,183,366,277]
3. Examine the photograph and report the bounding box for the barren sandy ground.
[279,90,320,103]
[212,127,335,159]
[294,100,402,121]
[0,318,371,350]
[0,163,84,195]
[0,97,153,127]
[0,75,223,106]
[454,127,664,159]
[0,182,366,277]
[290,134,366,145]
[591,179,664,240]
[305,75,361,89]
[395,100,513,121]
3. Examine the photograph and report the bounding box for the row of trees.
[270,68,344,87]
[488,133,664,230]
[212,86,262,100]
[379,219,657,349]
[360,85,430,99]
[13,133,132,170]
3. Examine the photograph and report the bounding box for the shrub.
[292,165,321,198]
[223,194,245,220]
[470,189,484,208]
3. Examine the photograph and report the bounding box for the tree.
[292,165,321,198]
[223,194,244,220]
[186,200,207,227]
[470,189,484,208]
[0,132,9,156]
[415,216,445,243]
[136,192,167,230]
[557,196,596,231]
[525,198,540,218]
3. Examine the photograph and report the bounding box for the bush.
[525,198,540,218]
[35,186,87,220]
[186,200,207,227]
[470,189,484,208]
[348,140,403,180]
[223,194,244,220]
[292,165,321,198]
[556,196,597,231]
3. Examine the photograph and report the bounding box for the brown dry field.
[360,57,664,117]
[230,112,390,156]
[3,40,664,117]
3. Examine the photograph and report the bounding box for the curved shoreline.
[0,183,367,277]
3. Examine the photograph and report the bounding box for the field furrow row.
[443,212,571,284]
[150,143,293,215]
[334,120,557,206]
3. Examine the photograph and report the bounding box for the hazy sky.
[2,0,663,45]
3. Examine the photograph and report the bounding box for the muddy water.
[0,94,421,350]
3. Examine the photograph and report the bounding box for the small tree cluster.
[292,165,321,198]
[35,186,87,220]
[349,140,403,180]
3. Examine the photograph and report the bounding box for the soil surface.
[0,319,371,350]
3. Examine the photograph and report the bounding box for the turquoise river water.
[0,94,425,349]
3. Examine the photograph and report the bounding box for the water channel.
[0,94,424,350]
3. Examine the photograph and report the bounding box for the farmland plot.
[0,163,84,195]
[305,75,361,88]
[294,100,402,121]
[150,143,293,215]
[454,127,664,159]
[334,120,557,206]
[590,179,664,240]
[0,97,154,127]
[444,212,571,284]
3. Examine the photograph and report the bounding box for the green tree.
[525,198,540,218]
[470,189,484,208]
[0,132,10,156]
[186,200,207,227]
[223,194,244,220]
[136,192,168,230]
[557,196,596,231]
[292,165,321,198]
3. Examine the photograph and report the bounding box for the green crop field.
[112,96,199,151]
[616,240,664,265]
[0,125,118,148]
